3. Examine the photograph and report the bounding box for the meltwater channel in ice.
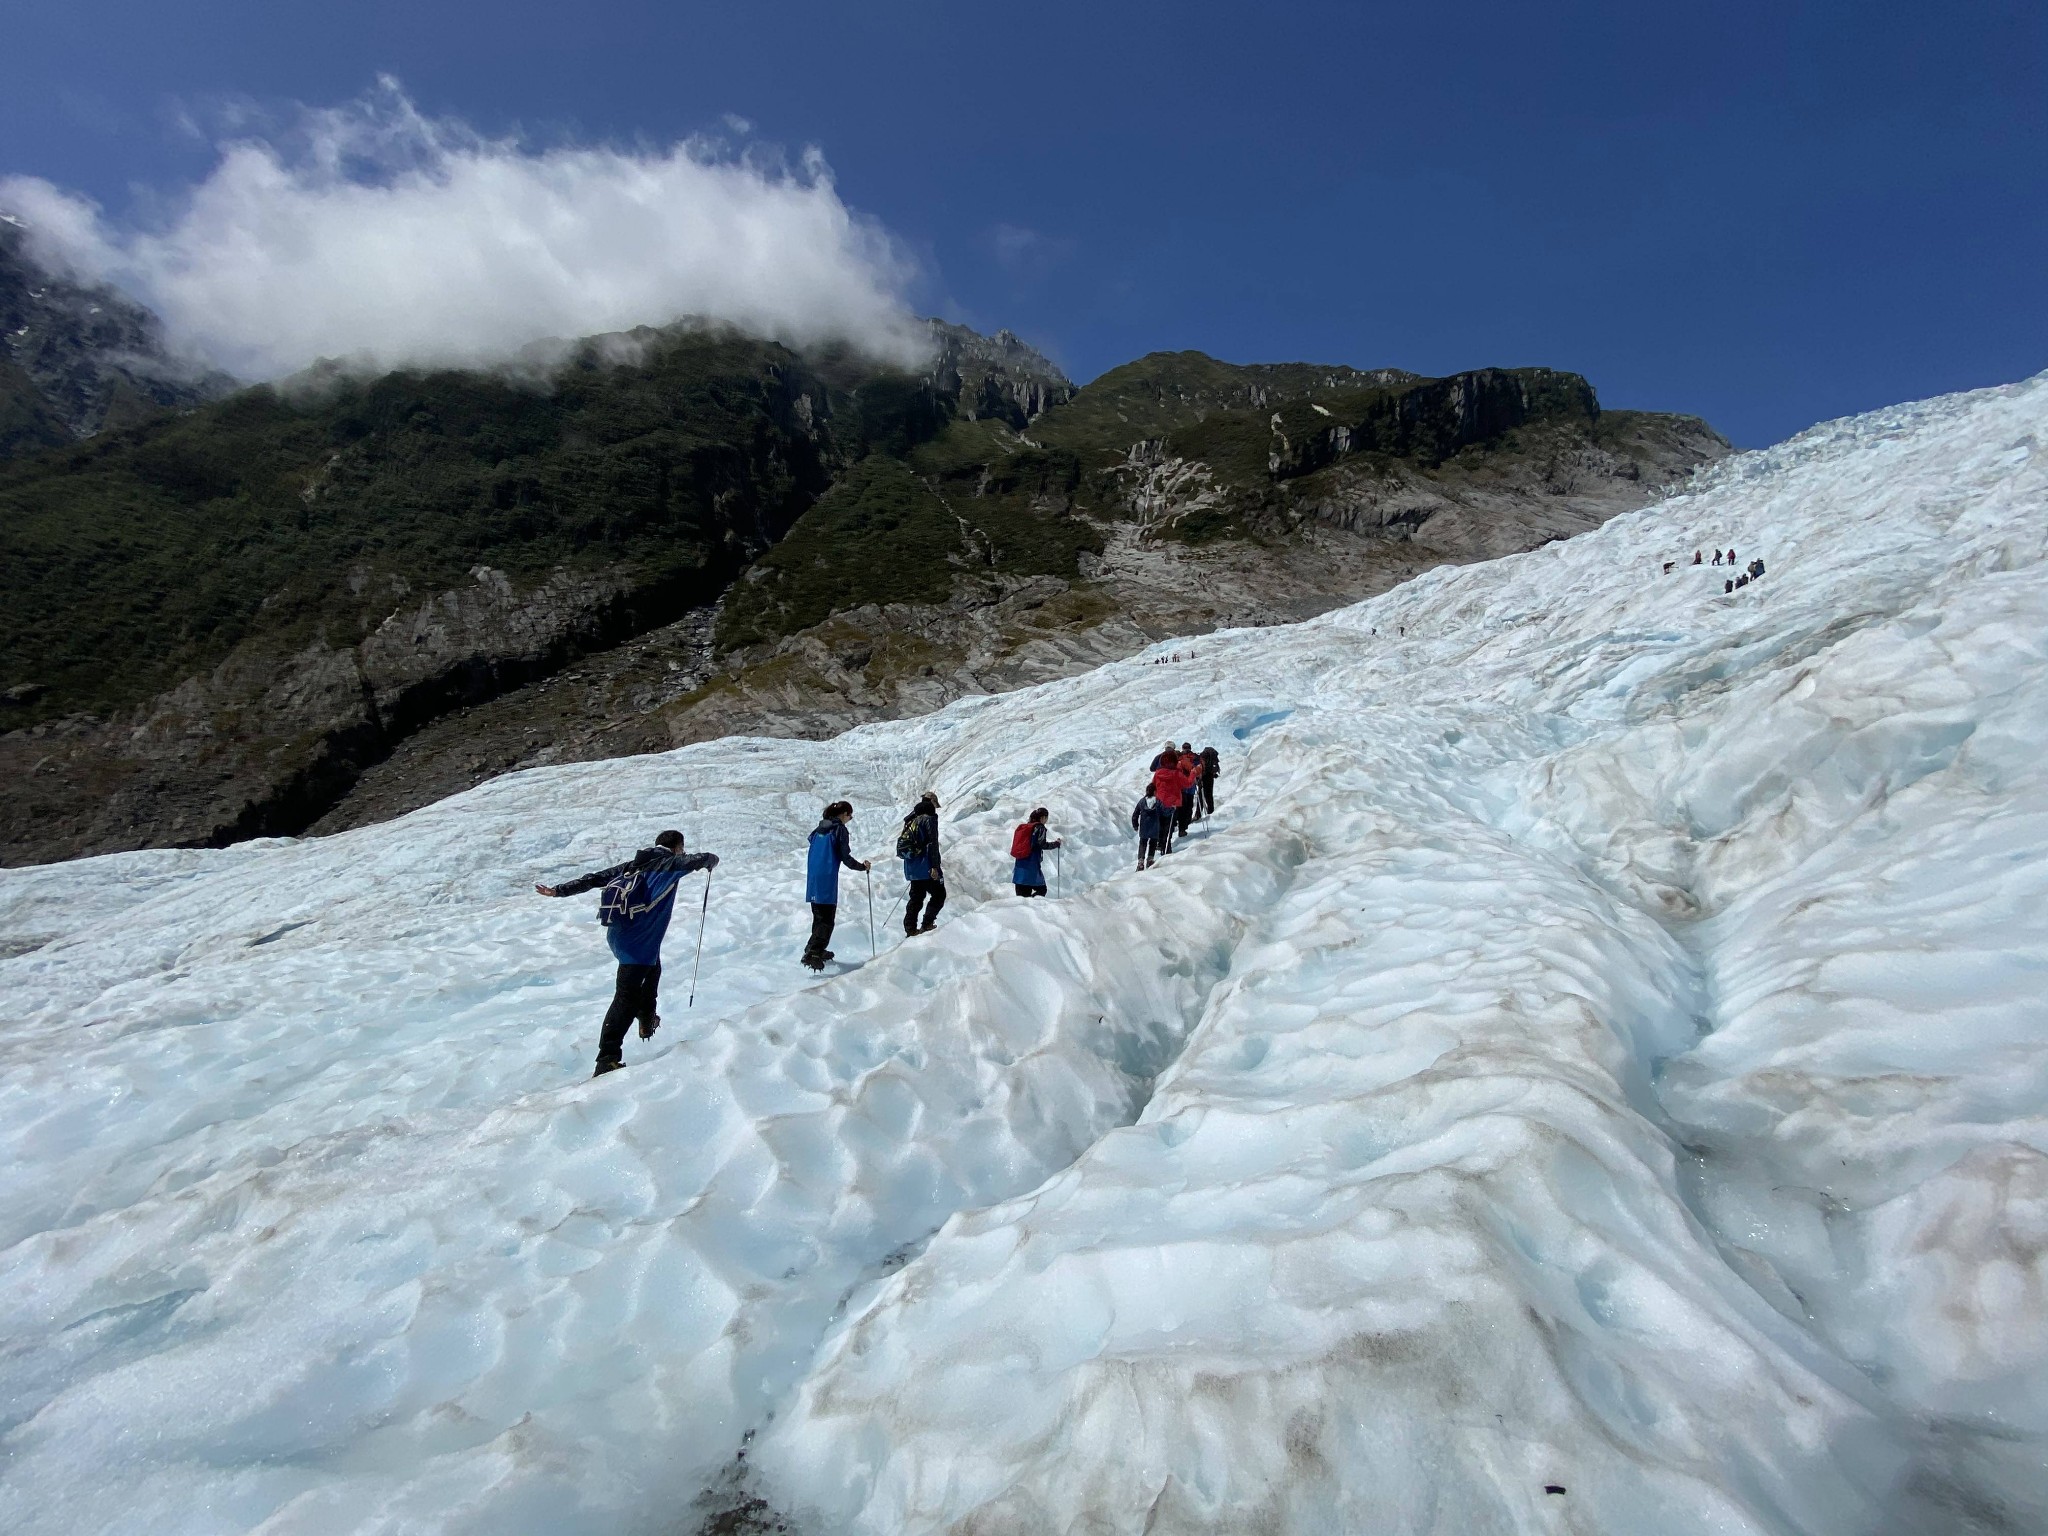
[2,372,2046,1535]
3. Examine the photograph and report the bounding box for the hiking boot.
[638,1013,661,1041]
[593,1059,625,1078]
[802,953,826,970]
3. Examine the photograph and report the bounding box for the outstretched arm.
[538,858,633,899]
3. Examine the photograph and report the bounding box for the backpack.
[896,814,930,861]
[1009,823,1036,860]
[597,866,676,927]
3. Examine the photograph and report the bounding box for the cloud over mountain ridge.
[1,78,927,381]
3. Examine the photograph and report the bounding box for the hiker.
[1150,741,1180,773]
[804,801,870,970]
[1131,784,1169,870]
[898,792,946,935]
[1198,745,1220,817]
[1010,807,1061,897]
[1692,551,1703,565]
[1725,578,1734,593]
[1712,550,1722,566]
[1662,561,1675,574]
[1175,744,1201,834]
[1749,557,1765,579]
[1150,756,1188,852]
[1736,574,1749,588]
[1727,548,1737,564]
[537,830,720,1077]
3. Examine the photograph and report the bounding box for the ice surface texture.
[2,375,2046,1534]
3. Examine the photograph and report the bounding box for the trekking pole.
[687,868,713,1007]
[866,866,877,958]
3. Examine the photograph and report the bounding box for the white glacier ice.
[2,373,2046,1535]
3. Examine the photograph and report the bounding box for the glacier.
[2,372,2046,1535]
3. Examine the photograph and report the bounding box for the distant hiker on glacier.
[1692,550,1703,565]
[899,793,946,935]
[1010,808,1061,897]
[804,801,870,970]
[1712,550,1723,566]
[537,830,719,1077]
[1131,785,1169,870]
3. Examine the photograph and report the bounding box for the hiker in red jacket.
[1150,759,1188,852]
[1010,807,1061,896]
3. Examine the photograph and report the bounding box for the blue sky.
[6,0,2043,446]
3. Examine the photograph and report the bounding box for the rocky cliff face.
[926,319,1074,428]
[0,216,232,458]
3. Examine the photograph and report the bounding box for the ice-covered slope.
[2,374,2045,1535]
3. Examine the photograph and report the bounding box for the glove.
[703,854,721,870]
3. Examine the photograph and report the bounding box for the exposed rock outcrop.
[0,215,232,457]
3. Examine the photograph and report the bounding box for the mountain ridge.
[0,276,1725,864]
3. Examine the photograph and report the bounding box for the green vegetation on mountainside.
[0,330,956,721]
[717,449,1102,650]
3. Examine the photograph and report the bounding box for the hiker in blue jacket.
[537,830,719,1076]
[899,792,946,935]
[1011,807,1061,897]
[804,801,870,969]
[1131,784,1169,870]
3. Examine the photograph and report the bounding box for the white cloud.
[1,79,929,380]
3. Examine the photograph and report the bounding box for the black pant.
[1199,774,1215,815]
[597,962,661,1069]
[1174,798,1193,835]
[1014,883,1047,897]
[1139,834,1165,868]
[905,878,946,931]
[804,902,837,960]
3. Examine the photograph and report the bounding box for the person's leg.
[635,964,663,1040]
[921,880,947,928]
[804,903,836,962]
[596,963,656,1072]
[904,882,924,933]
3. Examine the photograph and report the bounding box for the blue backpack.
[597,867,675,927]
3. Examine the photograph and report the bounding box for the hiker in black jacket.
[1197,745,1219,817]
[899,792,946,935]
[538,831,720,1076]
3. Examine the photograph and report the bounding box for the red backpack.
[1010,823,1036,859]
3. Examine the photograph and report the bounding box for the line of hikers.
[537,740,1224,1076]
[1132,740,1219,870]
[1663,547,1768,592]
